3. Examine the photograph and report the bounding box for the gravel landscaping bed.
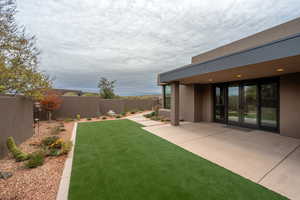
[0,121,74,200]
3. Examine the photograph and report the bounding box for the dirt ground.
[0,121,74,200]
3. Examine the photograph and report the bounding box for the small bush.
[76,114,81,120]
[96,112,101,119]
[6,137,29,162]
[50,138,63,149]
[86,118,92,120]
[116,115,121,119]
[144,111,157,118]
[64,118,73,123]
[25,151,45,168]
[120,112,126,116]
[48,148,61,156]
[42,136,60,146]
[61,141,73,154]
[60,128,66,132]
[102,116,107,120]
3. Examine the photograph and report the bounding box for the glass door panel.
[228,86,240,123]
[214,86,226,122]
[260,82,278,129]
[242,85,258,125]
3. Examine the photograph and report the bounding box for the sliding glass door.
[213,78,278,132]
[242,84,258,126]
[214,86,226,122]
[260,82,278,130]
[228,85,240,123]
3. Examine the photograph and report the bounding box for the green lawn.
[69,119,287,200]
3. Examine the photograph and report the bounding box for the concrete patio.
[137,120,300,200]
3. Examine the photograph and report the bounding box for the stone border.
[56,122,78,200]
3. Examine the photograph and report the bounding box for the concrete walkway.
[126,112,167,127]
[128,118,300,200]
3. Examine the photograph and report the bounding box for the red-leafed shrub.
[40,91,62,121]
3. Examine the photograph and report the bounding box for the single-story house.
[157,17,300,139]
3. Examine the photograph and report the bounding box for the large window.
[163,85,171,109]
[213,78,279,132]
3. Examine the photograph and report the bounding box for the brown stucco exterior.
[280,73,300,138]
[48,96,158,119]
[0,96,33,158]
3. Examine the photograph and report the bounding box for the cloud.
[15,0,300,95]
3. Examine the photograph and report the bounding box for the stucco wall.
[194,85,213,122]
[51,96,159,119]
[0,96,33,158]
[280,73,300,138]
[164,84,212,123]
[179,85,195,121]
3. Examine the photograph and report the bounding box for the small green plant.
[76,114,81,120]
[96,112,101,119]
[51,126,61,135]
[42,136,60,146]
[6,137,29,162]
[102,116,107,120]
[116,115,121,119]
[64,118,74,123]
[25,151,45,168]
[60,128,66,132]
[120,111,126,116]
[48,148,61,156]
[144,111,157,118]
[61,141,73,154]
[86,117,92,120]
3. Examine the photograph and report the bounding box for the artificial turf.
[68,119,287,200]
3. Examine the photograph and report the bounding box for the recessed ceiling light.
[236,74,242,78]
[276,68,284,72]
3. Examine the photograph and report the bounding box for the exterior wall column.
[171,81,180,126]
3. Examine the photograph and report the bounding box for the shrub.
[102,116,107,120]
[76,114,81,120]
[96,112,101,119]
[120,112,126,116]
[64,118,73,123]
[61,141,73,154]
[25,151,45,168]
[42,136,60,146]
[86,118,92,120]
[60,128,66,132]
[50,138,63,149]
[144,111,156,118]
[6,137,29,162]
[48,148,61,156]
[116,115,121,119]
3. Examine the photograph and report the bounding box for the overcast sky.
[15,0,300,96]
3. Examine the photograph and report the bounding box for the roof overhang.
[158,33,300,84]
